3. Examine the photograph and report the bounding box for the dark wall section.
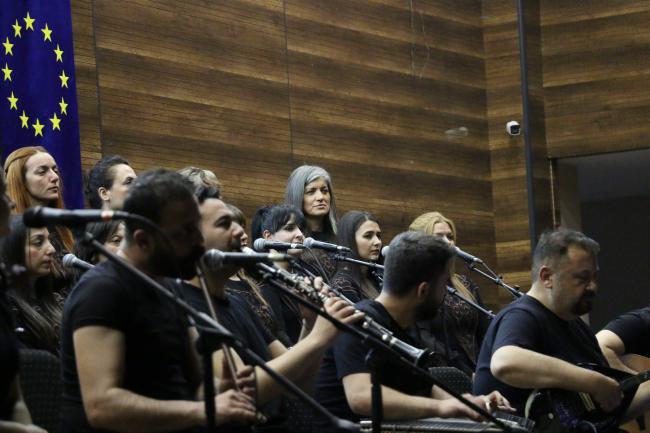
[582,196,650,331]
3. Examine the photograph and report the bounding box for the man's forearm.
[85,387,203,433]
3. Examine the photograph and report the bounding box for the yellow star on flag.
[2,38,13,56]
[53,44,64,62]
[59,70,69,88]
[49,113,62,131]
[32,118,44,137]
[24,12,35,31]
[19,111,29,129]
[41,23,52,42]
[2,63,12,81]
[12,20,22,38]
[59,97,68,115]
[7,92,18,110]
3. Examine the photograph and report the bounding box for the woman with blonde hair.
[4,146,75,293]
[409,211,489,376]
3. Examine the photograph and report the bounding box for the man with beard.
[180,190,363,408]
[474,228,650,422]
[60,169,257,433]
[314,231,511,427]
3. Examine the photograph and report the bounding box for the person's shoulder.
[67,261,125,301]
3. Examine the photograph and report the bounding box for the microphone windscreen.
[23,207,46,228]
[253,238,267,252]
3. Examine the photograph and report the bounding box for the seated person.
[597,307,650,374]
[60,169,256,433]
[0,216,61,355]
[315,231,511,427]
[85,155,137,210]
[474,229,650,425]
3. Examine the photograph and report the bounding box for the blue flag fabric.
[1,0,84,209]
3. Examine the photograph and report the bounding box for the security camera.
[506,120,521,136]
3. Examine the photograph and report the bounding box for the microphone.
[62,253,95,272]
[23,206,132,228]
[253,238,305,252]
[454,246,483,264]
[382,245,483,265]
[303,237,351,253]
[202,249,291,268]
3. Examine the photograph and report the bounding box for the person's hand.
[219,356,256,399]
[311,296,364,345]
[22,425,48,433]
[482,390,514,413]
[213,389,258,425]
[436,392,513,422]
[589,373,622,412]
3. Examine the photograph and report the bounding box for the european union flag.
[1,0,83,209]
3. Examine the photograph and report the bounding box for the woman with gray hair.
[284,165,338,280]
[284,165,338,242]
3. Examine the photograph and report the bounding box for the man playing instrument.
[474,228,650,427]
[314,231,512,426]
[60,170,257,433]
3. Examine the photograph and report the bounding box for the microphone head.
[23,206,49,228]
[253,238,267,252]
[202,249,226,268]
[303,237,315,248]
[62,253,76,268]
[381,245,390,257]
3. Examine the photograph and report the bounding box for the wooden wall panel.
[541,1,650,158]
[71,0,102,171]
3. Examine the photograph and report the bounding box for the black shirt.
[473,295,608,416]
[315,300,431,424]
[261,282,303,346]
[604,307,650,357]
[0,291,19,420]
[179,282,274,362]
[60,260,195,433]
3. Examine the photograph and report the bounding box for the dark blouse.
[416,275,490,375]
[226,277,292,347]
[0,291,19,420]
[330,269,381,304]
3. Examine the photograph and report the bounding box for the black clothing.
[261,281,303,345]
[315,300,431,424]
[0,291,19,420]
[474,295,608,416]
[60,260,196,433]
[180,282,274,362]
[330,269,381,304]
[417,275,489,376]
[7,288,63,355]
[604,307,650,357]
[226,278,291,347]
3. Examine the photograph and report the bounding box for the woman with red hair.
[4,146,74,293]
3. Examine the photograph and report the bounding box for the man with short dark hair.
[314,231,511,425]
[60,169,257,433]
[474,228,650,425]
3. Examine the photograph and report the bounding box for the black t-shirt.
[604,307,650,357]
[260,282,303,346]
[0,291,19,420]
[60,260,195,433]
[473,295,608,416]
[315,300,432,424]
[180,282,274,362]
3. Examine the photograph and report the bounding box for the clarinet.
[257,262,432,367]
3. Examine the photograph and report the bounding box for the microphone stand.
[465,261,524,299]
[332,254,384,271]
[446,286,495,320]
[80,232,359,433]
[255,265,518,433]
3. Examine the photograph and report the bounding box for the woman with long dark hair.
[0,216,61,355]
[331,211,382,303]
[0,173,47,432]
